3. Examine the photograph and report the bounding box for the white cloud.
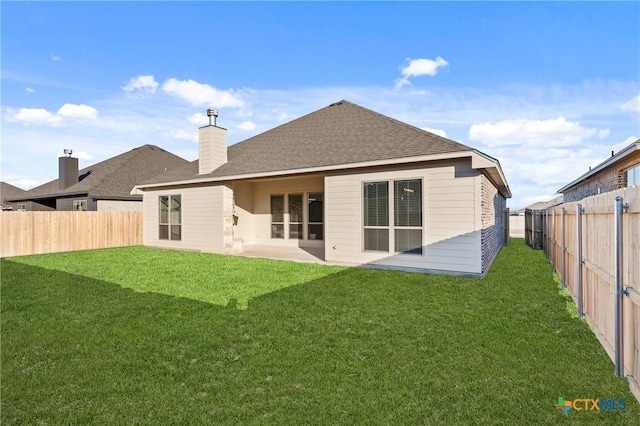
[7,103,98,127]
[26,87,35,94]
[51,55,61,61]
[7,108,62,126]
[57,103,98,120]
[237,120,256,131]
[620,94,640,112]
[123,75,159,94]
[469,117,603,148]
[5,178,38,190]
[394,57,448,90]
[170,130,197,142]
[188,113,209,126]
[421,127,447,138]
[162,78,244,108]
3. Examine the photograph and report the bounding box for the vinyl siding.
[96,200,142,212]
[325,161,482,274]
[142,185,224,252]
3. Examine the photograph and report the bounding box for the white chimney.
[198,109,227,174]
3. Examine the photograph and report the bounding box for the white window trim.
[361,178,425,256]
[270,192,324,241]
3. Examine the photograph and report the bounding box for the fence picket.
[0,211,143,257]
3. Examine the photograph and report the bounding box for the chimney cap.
[63,149,73,157]
[207,109,218,117]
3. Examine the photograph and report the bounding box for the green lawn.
[1,240,637,424]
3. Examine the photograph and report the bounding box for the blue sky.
[2,1,638,209]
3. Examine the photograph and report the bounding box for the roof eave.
[133,150,511,197]
[557,140,640,193]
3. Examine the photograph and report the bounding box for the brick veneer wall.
[480,175,506,274]
[562,151,640,203]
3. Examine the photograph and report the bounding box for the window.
[17,204,26,211]
[73,200,87,211]
[159,195,181,240]
[308,193,324,240]
[271,195,284,238]
[269,192,324,240]
[289,194,303,239]
[364,182,389,251]
[626,164,640,187]
[363,179,423,254]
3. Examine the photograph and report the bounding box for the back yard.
[1,240,637,424]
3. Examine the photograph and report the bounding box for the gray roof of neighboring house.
[1,182,27,207]
[144,100,473,184]
[557,139,640,193]
[9,145,190,202]
[518,196,563,212]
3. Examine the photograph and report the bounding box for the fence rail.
[0,211,143,257]
[541,186,640,403]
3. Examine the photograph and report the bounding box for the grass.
[1,240,637,424]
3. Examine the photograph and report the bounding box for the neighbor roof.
[557,139,640,193]
[1,182,27,207]
[9,145,190,202]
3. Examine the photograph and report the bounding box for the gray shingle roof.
[11,145,190,201]
[214,100,471,176]
[144,100,472,185]
[1,182,27,207]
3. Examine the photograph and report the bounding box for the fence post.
[561,207,566,288]
[614,196,628,378]
[576,203,584,318]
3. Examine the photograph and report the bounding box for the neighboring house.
[0,182,27,211]
[509,196,562,239]
[558,139,640,202]
[133,100,511,276]
[7,145,190,211]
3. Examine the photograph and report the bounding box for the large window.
[159,195,181,240]
[626,164,640,187]
[270,192,323,240]
[271,195,285,238]
[363,179,423,254]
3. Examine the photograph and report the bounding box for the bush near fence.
[543,185,640,403]
[0,211,143,257]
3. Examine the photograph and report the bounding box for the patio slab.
[235,244,326,264]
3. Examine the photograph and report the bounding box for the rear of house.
[135,101,510,276]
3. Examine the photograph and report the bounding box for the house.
[133,100,511,276]
[0,182,27,211]
[7,145,190,211]
[558,139,640,202]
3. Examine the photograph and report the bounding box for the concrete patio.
[235,244,326,264]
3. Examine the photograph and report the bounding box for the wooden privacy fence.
[0,211,143,257]
[544,186,640,402]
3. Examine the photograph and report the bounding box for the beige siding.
[325,161,483,274]
[97,200,143,212]
[143,185,224,253]
[239,176,324,247]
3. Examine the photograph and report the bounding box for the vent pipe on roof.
[207,109,218,126]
